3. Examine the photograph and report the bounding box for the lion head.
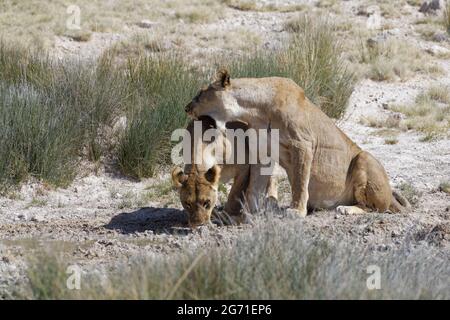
[171,165,221,227]
[184,69,231,121]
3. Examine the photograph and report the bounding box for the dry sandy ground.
[1,0,450,298]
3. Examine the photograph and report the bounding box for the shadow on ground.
[105,207,190,234]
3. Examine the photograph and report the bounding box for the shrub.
[0,83,80,187]
[117,56,203,179]
[444,1,450,35]
[358,37,442,82]
[0,43,127,189]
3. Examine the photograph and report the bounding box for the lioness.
[184,69,410,217]
[171,116,277,227]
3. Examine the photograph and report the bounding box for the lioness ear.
[214,68,230,88]
[171,167,187,189]
[204,165,221,185]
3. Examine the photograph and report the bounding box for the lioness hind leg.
[350,151,392,213]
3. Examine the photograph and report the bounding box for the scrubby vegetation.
[117,56,202,178]
[0,44,127,189]
[444,0,450,35]
[18,216,450,299]
[358,38,442,81]
[0,14,354,188]
[389,88,450,141]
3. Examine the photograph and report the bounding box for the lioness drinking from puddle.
[171,116,277,227]
[183,69,410,218]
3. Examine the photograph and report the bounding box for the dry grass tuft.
[439,181,450,194]
[223,0,306,12]
[389,90,450,141]
[444,1,450,34]
[358,38,443,81]
[384,137,399,145]
[17,216,450,299]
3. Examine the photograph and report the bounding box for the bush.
[444,1,450,35]
[0,43,126,189]
[0,83,79,187]
[117,56,203,179]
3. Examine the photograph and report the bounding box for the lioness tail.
[389,190,411,213]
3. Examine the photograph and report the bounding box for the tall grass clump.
[48,57,129,162]
[444,1,450,35]
[0,43,127,189]
[19,217,450,299]
[0,83,80,187]
[229,15,355,119]
[117,56,203,179]
[284,15,355,118]
[0,42,54,87]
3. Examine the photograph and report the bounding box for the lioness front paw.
[286,208,307,218]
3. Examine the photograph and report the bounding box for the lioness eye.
[185,203,191,209]
[203,200,211,209]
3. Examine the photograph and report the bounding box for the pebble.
[137,20,158,29]
[31,214,44,222]
[17,213,27,221]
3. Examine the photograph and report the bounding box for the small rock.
[432,33,448,42]
[196,225,210,237]
[366,34,387,50]
[419,0,440,14]
[17,213,27,220]
[113,116,127,134]
[425,44,450,56]
[31,214,44,222]
[357,5,379,17]
[428,0,440,10]
[136,19,158,29]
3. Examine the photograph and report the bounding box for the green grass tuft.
[117,56,203,179]
[444,1,450,35]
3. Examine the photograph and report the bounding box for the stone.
[419,0,440,14]
[432,33,448,42]
[136,19,158,29]
[31,214,44,222]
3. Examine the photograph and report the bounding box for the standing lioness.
[184,69,410,216]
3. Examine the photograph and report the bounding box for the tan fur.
[184,70,410,216]
[172,116,277,227]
